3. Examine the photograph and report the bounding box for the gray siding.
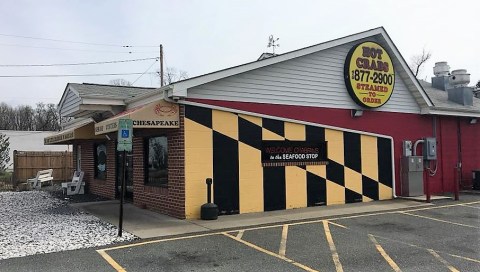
[188,40,421,114]
[59,89,81,117]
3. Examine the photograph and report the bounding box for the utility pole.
[160,44,164,87]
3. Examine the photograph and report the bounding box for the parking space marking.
[100,232,218,252]
[94,199,480,272]
[328,221,348,229]
[97,249,126,272]
[323,221,344,272]
[236,230,244,239]
[279,225,288,257]
[368,234,401,272]
[427,249,460,272]
[398,211,480,229]
[459,203,480,209]
[369,233,480,264]
[222,232,319,272]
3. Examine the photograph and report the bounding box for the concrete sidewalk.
[72,199,434,239]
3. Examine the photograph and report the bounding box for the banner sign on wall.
[344,41,395,108]
[261,141,328,167]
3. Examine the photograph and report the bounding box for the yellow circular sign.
[344,42,395,108]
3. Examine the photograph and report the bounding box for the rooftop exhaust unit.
[431,62,474,106]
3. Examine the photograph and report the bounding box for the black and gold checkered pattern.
[184,104,393,218]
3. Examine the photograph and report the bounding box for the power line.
[132,60,159,85]
[0,43,157,53]
[0,33,158,48]
[0,72,157,78]
[0,57,159,67]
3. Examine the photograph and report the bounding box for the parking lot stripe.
[459,204,480,209]
[236,230,245,239]
[370,234,480,265]
[328,221,348,229]
[222,232,319,272]
[97,249,126,272]
[323,220,344,272]
[368,234,401,272]
[101,232,218,251]
[427,249,460,272]
[398,212,480,229]
[279,225,288,257]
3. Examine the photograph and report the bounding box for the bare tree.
[0,103,14,130]
[0,132,10,173]
[34,103,61,131]
[109,78,133,86]
[409,48,432,78]
[157,67,189,85]
[15,105,34,131]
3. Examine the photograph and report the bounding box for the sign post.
[117,119,133,237]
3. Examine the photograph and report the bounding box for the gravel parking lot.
[0,191,136,260]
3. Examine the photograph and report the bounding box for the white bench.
[27,169,54,189]
[61,171,85,195]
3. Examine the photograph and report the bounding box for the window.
[94,143,107,180]
[145,136,168,186]
[145,136,168,185]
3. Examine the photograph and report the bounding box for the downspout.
[457,118,463,186]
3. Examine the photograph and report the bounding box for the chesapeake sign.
[95,100,179,135]
[344,41,395,108]
[261,141,328,167]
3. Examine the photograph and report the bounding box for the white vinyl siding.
[59,89,81,117]
[188,40,421,114]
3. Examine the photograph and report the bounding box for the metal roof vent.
[433,62,450,77]
[449,69,470,87]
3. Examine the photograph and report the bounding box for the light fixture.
[469,117,477,124]
[351,109,363,118]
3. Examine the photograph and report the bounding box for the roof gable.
[170,27,433,110]
[57,83,156,118]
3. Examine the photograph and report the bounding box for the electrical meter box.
[401,156,424,196]
[423,137,437,161]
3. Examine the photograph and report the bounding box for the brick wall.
[132,105,186,219]
[73,140,116,199]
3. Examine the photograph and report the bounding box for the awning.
[44,120,103,145]
[94,99,179,135]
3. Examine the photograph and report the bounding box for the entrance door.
[116,151,133,201]
[76,145,81,171]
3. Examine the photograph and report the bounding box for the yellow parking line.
[399,212,480,229]
[328,221,348,229]
[222,232,319,272]
[279,225,288,257]
[368,235,401,272]
[102,232,218,251]
[236,230,245,239]
[97,249,127,272]
[97,200,480,253]
[323,220,344,272]
[369,233,480,264]
[459,204,480,209]
[427,249,460,272]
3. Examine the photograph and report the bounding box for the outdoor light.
[469,117,477,124]
[351,109,363,118]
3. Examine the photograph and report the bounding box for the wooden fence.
[13,150,73,184]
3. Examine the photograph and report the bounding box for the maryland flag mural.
[184,104,393,218]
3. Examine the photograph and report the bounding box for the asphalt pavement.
[1,193,479,272]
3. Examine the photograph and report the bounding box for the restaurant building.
[45,27,479,219]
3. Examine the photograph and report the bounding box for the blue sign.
[117,119,133,152]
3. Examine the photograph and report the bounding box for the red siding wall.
[189,98,479,194]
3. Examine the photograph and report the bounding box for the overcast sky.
[0,0,478,107]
